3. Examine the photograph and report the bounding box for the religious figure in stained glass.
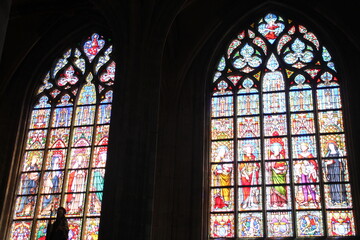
[258,13,284,43]
[212,145,233,207]
[239,162,261,209]
[268,161,288,208]
[9,33,115,240]
[209,12,355,238]
[297,211,323,236]
[238,213,263,237]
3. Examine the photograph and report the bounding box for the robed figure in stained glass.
[208,12,356,238]
[295,142,319,207]
[213,145,233,206]
[239,144,260,209]
[269,161,288,207]
[324,141,347,205]
[268,139,288,208]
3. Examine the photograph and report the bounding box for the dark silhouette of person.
[47,207,69,240]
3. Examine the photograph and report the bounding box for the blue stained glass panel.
[263,92,286,114]
[212,96,234,117]
[237,94,259,115]
[317,88,342,110]
[289,90,313,112]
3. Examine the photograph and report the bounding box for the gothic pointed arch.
[208,12,356,238]
[8,32,116,240]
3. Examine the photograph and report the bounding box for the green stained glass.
[34,220,48,240]
[72,127,93,147]
[11,33,115,240]
[209,12,356,238]
[266,185,292,210]
[265,161,290,185]
[26,130,47,150]
[90,169,105,192]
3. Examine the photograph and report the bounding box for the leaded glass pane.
[209,214,235,238]
[10,33,115,240]
[267,211,293,237]
[327,210,355,236]
[208,12,355,238]
[238,212,263,237]
[296,211,324,236]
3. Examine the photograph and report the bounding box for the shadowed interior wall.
[0,1,359,239]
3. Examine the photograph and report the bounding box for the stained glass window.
[9,33,115,240]
[209,13,356,238]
